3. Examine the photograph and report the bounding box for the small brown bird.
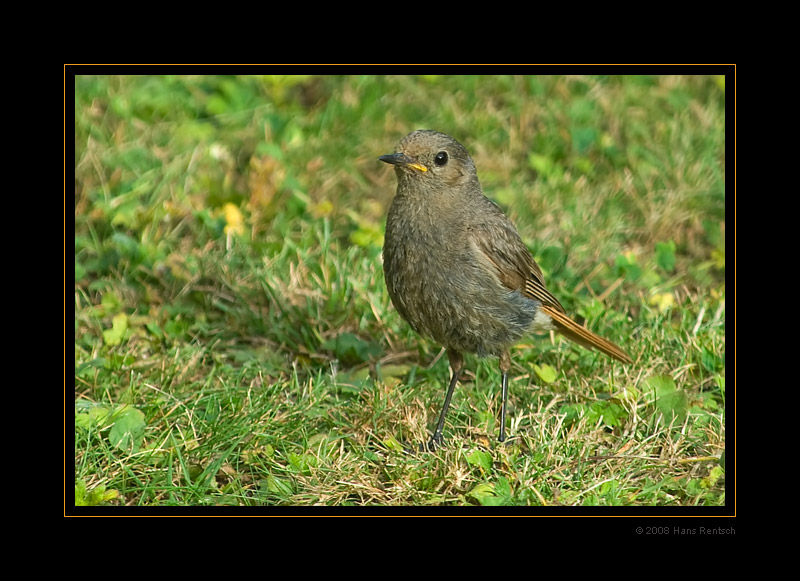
[380,130,632,449]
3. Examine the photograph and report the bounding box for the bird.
[379,129,632,450]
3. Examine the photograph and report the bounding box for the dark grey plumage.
[380,130,631,448]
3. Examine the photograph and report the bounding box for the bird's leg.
[498,351,511,442]
[426,350,463,450]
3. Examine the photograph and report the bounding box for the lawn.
[73,73,727,508]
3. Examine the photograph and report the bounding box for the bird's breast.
[383,200,540,356]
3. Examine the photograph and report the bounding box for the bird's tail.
[540,305,632,364]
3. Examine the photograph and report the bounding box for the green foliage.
[468,477,514,506]
[645,375,689,425]
[561,399,628,429]
[465,449,493,472]
[108,407,147,452]
[655,241,677,273]
[75,480,119,506]
[73,74,726,507]
[102,313,128,346]
[75,402,147,452]
[533,363,558,384]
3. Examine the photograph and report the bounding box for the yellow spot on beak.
[408,163,427,172]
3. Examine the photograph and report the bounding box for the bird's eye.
[434,151,448,166]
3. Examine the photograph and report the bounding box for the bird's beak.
[379,152,428,172]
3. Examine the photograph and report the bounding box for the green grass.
[73,74,727,508]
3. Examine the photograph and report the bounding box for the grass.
[73,73,727,509]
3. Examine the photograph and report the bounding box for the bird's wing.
[467,200,632,364]
[467,201,566,314]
